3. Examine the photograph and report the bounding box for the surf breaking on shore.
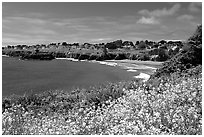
[55,58,161,82]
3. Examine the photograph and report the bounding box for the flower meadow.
[2,66,202,135]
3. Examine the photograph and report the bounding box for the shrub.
[2,72,201,135]
[88,54,98,60]
[114,53,127,60]
[151,25,202,78]
[78,54,90,60]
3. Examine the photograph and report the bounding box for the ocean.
[2,57,135,97]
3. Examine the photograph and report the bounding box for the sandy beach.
[98,60,163,81]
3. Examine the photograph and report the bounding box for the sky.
[2,2,202,46]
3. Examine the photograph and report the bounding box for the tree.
[50,43,56,45]
[113,40,123,48]
[137,41,147,50]
[123,41,134,47]
[145,40,149,44]
[103,45,108,55]
[105,43,117,49]
[62,42,68,46]
[135,41,140,45]
[151,25,202,78]
[188,25,202,47]
[159,40,167,45]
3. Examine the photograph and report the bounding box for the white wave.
[89,60,97,63]
[55,58,67,60]
[98,61,107,65]
[71,59,79,62]
[127,69,137,72]
[134,73,150,82]
[2,55,9,57]
[55,58,79,62]
[121,66,137,70]
[80,60,88,62]
[97,61,117,66]
[106,62,117,67]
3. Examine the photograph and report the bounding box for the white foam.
[71,59,79,62]
[2,55,9,57]
[55,58,67,60]
[97,61,117,67]
[134,73,150,82]
[121,66,136,70]
[127,69,137,72]
[98,61,107,65]
[89,60,95,62]
[80,60,87,62]
[106,62,117,67]
[130,65,157,70]
[55,58,79,62]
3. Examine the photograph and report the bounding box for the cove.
[2,57,135,97]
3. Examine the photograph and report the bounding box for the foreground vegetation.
[2,66,202,135]
[2,25,202,135]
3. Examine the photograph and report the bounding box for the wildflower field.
[2,65,202,135]
[2,25,202,135]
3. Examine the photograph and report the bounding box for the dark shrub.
[107,53,117,60]
[151,25,202,78]
[137,54,150,61]
[55,52,66,58]
[78,54,90,60]
[96,54,110,61]
[88,54,98,60]
[114,53,127,60]
[137,41,147,50]
[72,53,80,59]
[188,25,202,46]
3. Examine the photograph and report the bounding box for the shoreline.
[2,55,10,57]
[55,57,163,81]
[3,55,162,82]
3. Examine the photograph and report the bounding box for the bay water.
[2,57,135,97]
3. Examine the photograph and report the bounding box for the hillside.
[151,25,202,79]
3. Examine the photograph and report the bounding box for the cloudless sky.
[2,2,202,46]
